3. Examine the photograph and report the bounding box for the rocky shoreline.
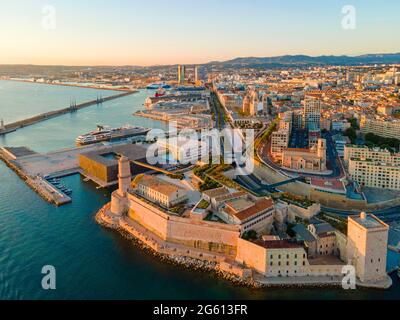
[94,205,360,290]
[95,205,264,289]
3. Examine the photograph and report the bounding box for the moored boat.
[76,125,151,146]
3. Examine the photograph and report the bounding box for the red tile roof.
[224,198,274,222]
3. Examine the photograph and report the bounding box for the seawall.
[0,90,137,135]
[95,203,262,288]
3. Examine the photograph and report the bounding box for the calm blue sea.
[0,80,399,299]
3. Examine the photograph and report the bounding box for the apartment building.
[360,115,400,140]
[344,145,400,165]
[304,96,321,130]
[271,130,290,159]
[348,158,400,190]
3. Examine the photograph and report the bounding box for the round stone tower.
[117,156,131,197]
[110,155,131,216]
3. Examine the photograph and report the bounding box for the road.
[322,205,400,224]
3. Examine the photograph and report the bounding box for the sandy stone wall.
[288,203,320,220]
[309,189,367,210]
[236,238,267,274]
[127,194,169,240]
[307,265,343,277]
[127,193,240,256]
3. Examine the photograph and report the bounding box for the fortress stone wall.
[127,193,240,256]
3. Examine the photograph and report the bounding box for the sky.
[0,0,399,66]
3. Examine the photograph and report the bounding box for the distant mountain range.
[206,53,400,68]
[1,53,400,73]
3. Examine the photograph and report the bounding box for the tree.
[344,127,357,143]
[242,230,258,241]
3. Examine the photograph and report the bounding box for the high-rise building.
[347,212,389,283]
[178,65,186,85]
[304,96,321,130]
[194,66,199,84]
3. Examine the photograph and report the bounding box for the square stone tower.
[347,212,389,283]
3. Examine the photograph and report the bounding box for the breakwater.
[0,90,137,135]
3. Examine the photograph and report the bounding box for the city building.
[347,158,400,190]
[308,221,339,257]
[360,115,400,140]
[332,120,351,132]
[345,145,400,190]
[282,139,327,173]
[304,96,321,130]
[271,130,290,160]
[344,145,400,165]
[178,65,186,85]
[134,175,188,208]
[333,134,351,157]
[157,137,208,164]
[236,239,310,277]
[79,144,149,187]
[219,196,275,234]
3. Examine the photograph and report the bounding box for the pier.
[0,90,137,136]
[0,145,106,206]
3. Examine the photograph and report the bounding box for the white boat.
[76,125,151,146]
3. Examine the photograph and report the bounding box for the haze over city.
[1,0,400,66]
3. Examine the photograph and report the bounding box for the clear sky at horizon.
[0,0,399,66]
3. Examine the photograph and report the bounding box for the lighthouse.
[117,156,131,197]
[110,155,132,216]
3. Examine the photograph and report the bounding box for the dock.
[0,145,107,206]
[0,90,137,136]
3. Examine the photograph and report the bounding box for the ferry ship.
[76,125,151,146]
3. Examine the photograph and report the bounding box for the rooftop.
[224,197,274,222]
[292,224,317,242]
[225,198,255,213]
[350,213,388,230]
[254,239,303,250]
[136,174,186,197]
[80,144,147,166]
[310,178,345,192]
[203,187,230,199]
